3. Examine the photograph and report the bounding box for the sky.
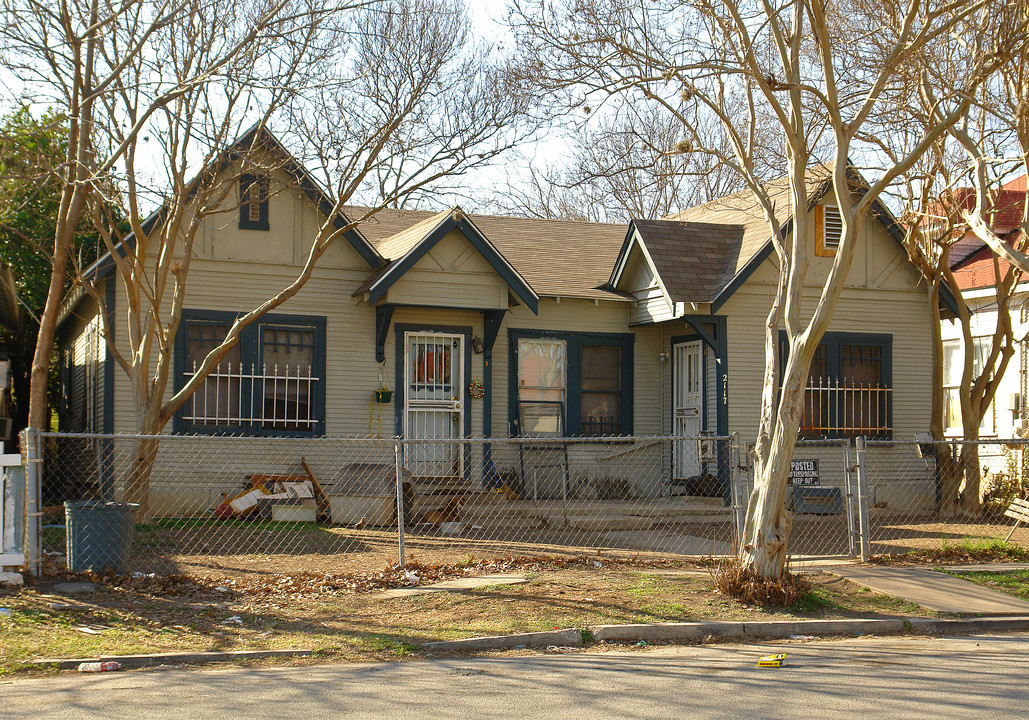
[0,0,572,217]
[0,0,563,216]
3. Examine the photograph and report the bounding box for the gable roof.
[349,206,631,302]
[354,207,540,313]
[607,164,959,316]
[666,165,834,274]
[611,219,745,304]
[82,125,385,283]
[605,166,834,312]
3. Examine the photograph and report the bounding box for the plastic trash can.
[64,501,140,573]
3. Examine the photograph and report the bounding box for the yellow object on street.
[758,653,787,667]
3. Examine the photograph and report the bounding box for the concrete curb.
[422,628,583,652]
[34,649,313,670]
[32,618,1029,669]
[427,616,1029,652]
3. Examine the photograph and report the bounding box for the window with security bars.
[784,332,892,439]
[261,326,316,430]
[178,311,324,435]
[185,322,242,427]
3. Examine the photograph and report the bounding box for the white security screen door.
[404,332,464,478]
[673,340,703,479]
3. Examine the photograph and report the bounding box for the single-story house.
[55,131,950,515]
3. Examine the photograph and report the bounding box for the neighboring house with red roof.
[56,130,949,515]
[940,176,1028,441]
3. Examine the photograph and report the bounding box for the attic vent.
[823,205,842,249]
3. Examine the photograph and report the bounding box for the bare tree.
[497,107,748,222]
[888,1,1029,513]
[514,0,1020,577]
[0,0,326,435]
[902,153,1022,514]
[51,0,531,515]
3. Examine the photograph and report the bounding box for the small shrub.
[713,559,810,607]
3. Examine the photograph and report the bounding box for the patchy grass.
[942,569,1029,602]
[873,537,1029,565]
[0,560,938,677]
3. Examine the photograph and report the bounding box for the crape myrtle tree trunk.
[514,0,1014,576]
[73,0,533,517]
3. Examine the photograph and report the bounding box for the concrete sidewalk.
[827,564,1029,615]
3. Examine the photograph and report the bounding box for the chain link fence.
[21,431,1029,580]
[862,438,1029,555]
[36,433,739,578]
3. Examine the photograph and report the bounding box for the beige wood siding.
[624,251,676,325]
[384,230,509,310]
[57,294,105,433]
[718,202,932,442]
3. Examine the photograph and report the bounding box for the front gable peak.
[355,206,540,314]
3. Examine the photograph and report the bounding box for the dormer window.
[816,204,842,256]
[239,174,269,230]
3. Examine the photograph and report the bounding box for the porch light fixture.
[659,350,668,363]
[472,336,484,354]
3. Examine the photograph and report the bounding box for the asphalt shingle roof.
[666,165,834,278]
[629,219,745,303]
[349,167,837,305]
[349,207,631,301]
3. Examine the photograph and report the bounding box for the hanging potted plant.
[373,386,393,404]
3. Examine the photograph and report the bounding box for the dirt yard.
[39,513,1029,581]
[1,556,941,677]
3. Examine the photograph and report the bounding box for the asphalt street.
[2,633,1026,719]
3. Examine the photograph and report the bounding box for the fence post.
[394,439,406,567]
[854,435,871,562]
[730,432,745,553]
[21,428,42,577]
[844,441,857,557]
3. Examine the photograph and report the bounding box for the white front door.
[673,340,703,479]
[404,332,464,479]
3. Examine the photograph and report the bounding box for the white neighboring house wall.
[1,444,25,569]
[939,284,1029,479]
[938,283,1029,440]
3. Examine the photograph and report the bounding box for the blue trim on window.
[508,329,634,437]
[173,309,326,436]
[778,330,893,440]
